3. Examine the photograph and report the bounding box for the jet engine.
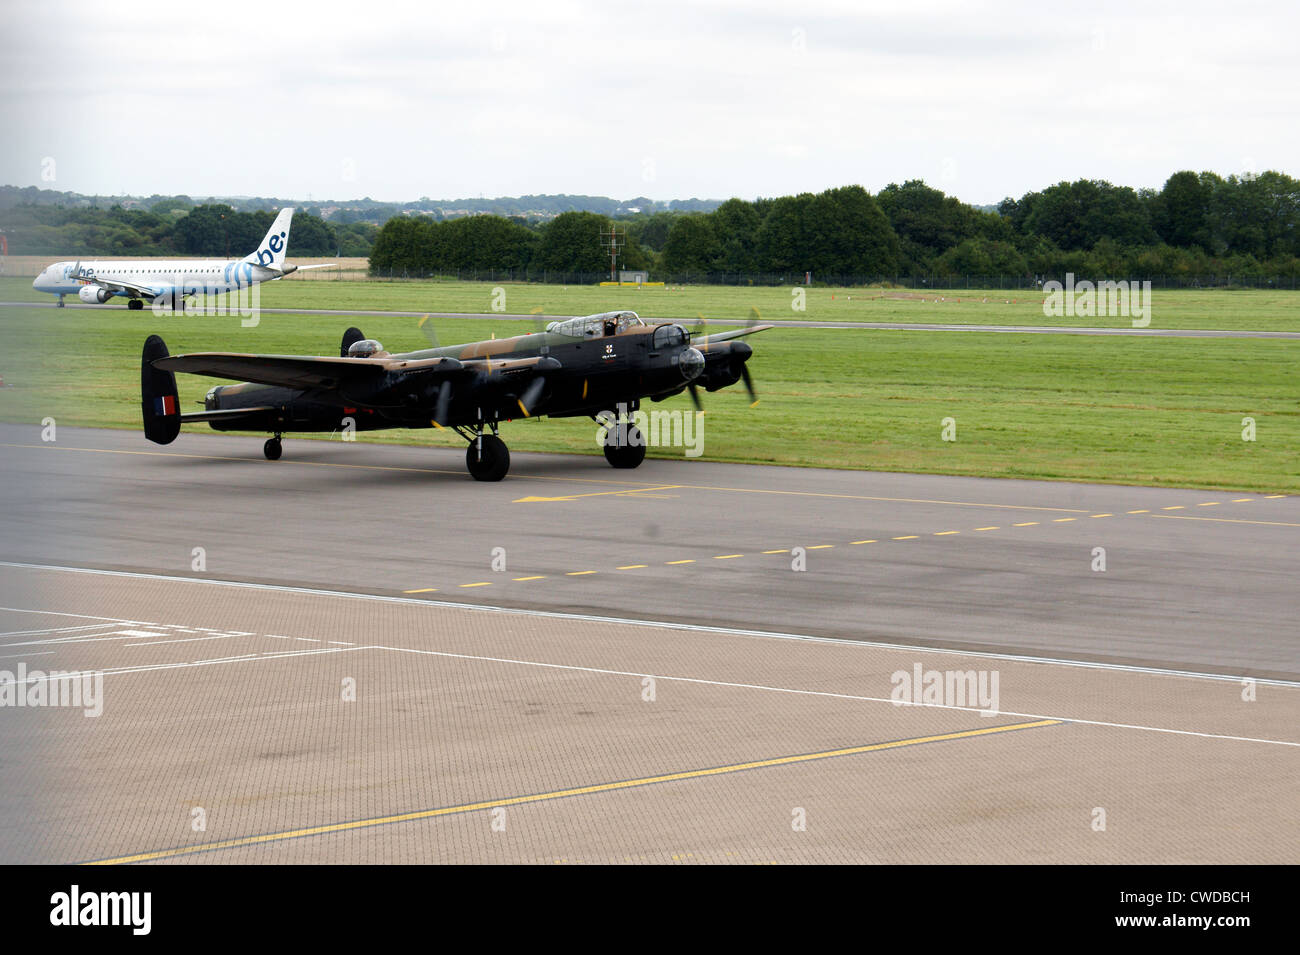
[78,285,112,304]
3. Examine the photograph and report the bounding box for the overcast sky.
[2,0,1297,206]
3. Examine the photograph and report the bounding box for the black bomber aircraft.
[141,311,771,480]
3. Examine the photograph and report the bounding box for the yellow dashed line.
[1265,495,1285,499]
[666,560,695,565]
[893,535,919,540]
[851,540,877,545]
[1232,498,1253,503]
[1013,521,1038,527]
[1127,509,1149,514]
[1162,506,1184,510]
[974,526,998,531]
[566,571,596,576]
[762,549,789,554]
[806,545,834,550]
[933,531,960,536]
[459,582,492,588]
[616,565,647,570]
[83,719,1061,866]
[1053,518,1076,523]
[713,554,744,560]
[1090,513,1113,518]
[403,588,438,594]
[512,576,546,582]
[1198,502,1219,507]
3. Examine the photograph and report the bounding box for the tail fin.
[243,207,294,268]
[142,335,181,445]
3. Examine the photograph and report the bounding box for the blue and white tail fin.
[242,207,294,268]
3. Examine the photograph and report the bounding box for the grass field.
[1,292,1295,492]
[4,275,1300,331]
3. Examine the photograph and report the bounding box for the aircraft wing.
[154,352,469,390]
[77,274,162,298]
[695,324,774,346]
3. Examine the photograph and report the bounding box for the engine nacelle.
[78,284,112,304]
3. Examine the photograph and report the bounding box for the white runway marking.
[3,560,1295,688]
[373,644,1300,750]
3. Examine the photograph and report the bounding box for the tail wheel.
[263,437,283,461]
[603,424,646,469]
[466,434,510,481]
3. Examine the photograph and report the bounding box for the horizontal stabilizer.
[179,406,276,423]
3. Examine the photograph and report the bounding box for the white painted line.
[123,634,244,648]
[0,605,153,625]
[375,644,1300,749]
[110,630,167,638]
[0,651,56,660]
[2,561,1297,688]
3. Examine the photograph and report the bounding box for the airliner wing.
[75,274,162,298]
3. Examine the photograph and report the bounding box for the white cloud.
[1,0,1297,203]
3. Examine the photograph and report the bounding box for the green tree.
[660,214,720,273]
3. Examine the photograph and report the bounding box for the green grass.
[5,275,1300,330]
[1,301,1295,492]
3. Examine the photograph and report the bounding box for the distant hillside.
[0,186,722,226]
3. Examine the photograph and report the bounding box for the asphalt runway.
[0,564,1294,864]
[1,424,1296,680]
[3,300,1296,337]
[2,425,1296,864]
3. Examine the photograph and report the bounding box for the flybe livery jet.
[31,208,329,310]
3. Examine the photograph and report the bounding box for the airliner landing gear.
[128,299,144,311]
[263,435,283,461]
[603,422,646,469]
[458,414,509,481]
[56,296,65,308]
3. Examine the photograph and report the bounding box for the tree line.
[0,200,377,257]
[368,171,1300,282]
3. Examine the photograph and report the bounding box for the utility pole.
[599,226,625,282]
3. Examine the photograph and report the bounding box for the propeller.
[418,314,440,349]
[687,305,763,409]
[740,363,758,407]
[433,379,452,427]
[517,376,547,417]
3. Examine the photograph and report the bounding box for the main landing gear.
[263,435,283,460]
[457,414,510,481]
[128,299,145,311]
[602,422,646,469]
[56,296,65,308]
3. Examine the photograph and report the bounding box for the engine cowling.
[78,285,112,304]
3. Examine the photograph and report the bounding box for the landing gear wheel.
[56,297,65,308]
[128,299,144,311]
[263,437,283,461]
[603,424,646,469]
[466,434,510,481]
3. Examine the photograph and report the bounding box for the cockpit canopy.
[347,338,386,358]
[545,311,645,339]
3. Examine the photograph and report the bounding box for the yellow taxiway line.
[83,718,1061,865]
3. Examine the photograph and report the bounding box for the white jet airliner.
[31,207,330,310]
